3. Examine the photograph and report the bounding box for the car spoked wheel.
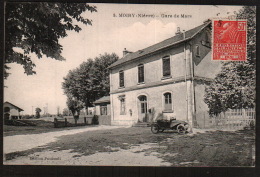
[151,124,159,134]
[177,124,186,134]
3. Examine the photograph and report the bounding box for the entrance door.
[138,95,148,122]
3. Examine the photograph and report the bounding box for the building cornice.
[110,75,213,94]
[108,22,211,70]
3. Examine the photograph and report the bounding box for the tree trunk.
[75,118,77,126]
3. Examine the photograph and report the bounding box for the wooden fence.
[194,108,255,130]
[53,115,111,127]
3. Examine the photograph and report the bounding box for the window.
[164,92,173,111]
[139,95,147,114]
[4,107,10,113]
[100,105,107,115]
[195,45,200,56]
[119,96,126,115]
[138,64,144,83]
[119,70,124,87]
[162,56,171,77]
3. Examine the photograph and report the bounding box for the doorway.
[138,95,148,122]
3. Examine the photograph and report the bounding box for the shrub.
[249,120,255,130]
[92,115,99,125]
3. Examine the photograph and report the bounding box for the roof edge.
[108,22,211,70]
[4,101,24,111]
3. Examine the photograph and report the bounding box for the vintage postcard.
[3,3,256,167]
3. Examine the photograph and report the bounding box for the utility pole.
[183,29,193,133]
[57,106,60,116]
[183,30,189,124]
[46,103,48,115]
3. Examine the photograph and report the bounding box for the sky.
[4,3,243,115]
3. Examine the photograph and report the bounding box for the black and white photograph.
[3,3,256,168]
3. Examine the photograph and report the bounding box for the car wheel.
[177,124,186,134]
[151,124,159,134]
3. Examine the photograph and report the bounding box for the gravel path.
[4,125,127,154]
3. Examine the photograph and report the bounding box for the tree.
[5,2,97,79]
[62,108,71,116]
[66,96,84,125]
[204,6,256,115]
[35,107,42,118]
[57,106,61,117]
[62,53,119,107]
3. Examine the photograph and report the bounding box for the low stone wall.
[54,115,111,127]
[54,115,94,128]
[98,115,111,125]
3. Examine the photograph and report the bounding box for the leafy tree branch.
[5,2,97,79]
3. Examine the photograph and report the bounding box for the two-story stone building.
[108,21,222,126]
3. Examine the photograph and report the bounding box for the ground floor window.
[119,95,126,115]
[100,105,107,115]
[164,92,173,111]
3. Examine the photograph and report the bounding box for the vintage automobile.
[151,117,189,134]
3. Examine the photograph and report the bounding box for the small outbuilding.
[93,96,111,115]
[4,101,24,120]
[93,96,111,125]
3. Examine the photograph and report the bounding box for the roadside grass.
[5,127,255,166]
[3,119,97,136]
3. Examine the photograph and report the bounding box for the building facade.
[108,22,222,126]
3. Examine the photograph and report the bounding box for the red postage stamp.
[212,19,247,61]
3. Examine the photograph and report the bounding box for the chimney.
[203,19,211,24]
[123,48,132,57]
[175,27,181,35]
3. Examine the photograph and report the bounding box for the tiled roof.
[108,22,211,69]
[93,96,110,104]
[4,101,24,111]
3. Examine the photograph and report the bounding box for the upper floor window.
[164,92,173,111]
[4,107,10,113]
[119,70,124,87]
[138,64,144,83]
[162,56,171,77]
[195,45,200,56]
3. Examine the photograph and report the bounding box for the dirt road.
[4,143,172,166]
[4,127,255,166]
[4,125,126,154]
